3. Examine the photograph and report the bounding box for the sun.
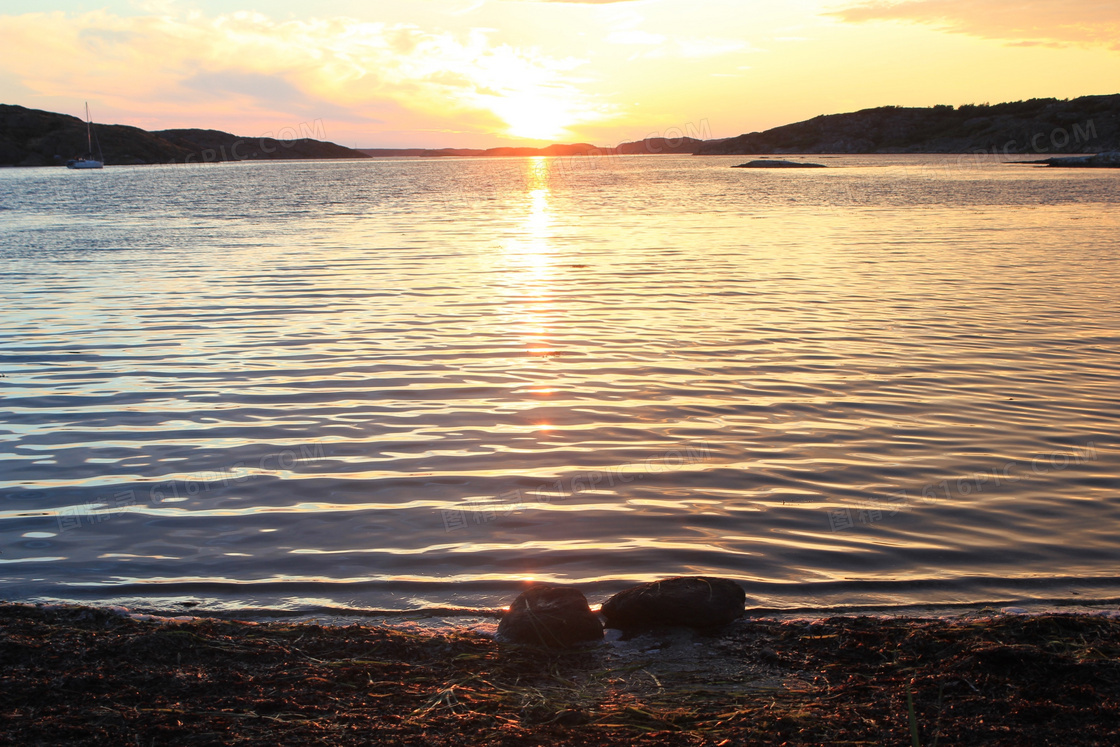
[489,94,576,141]
[461,42,605,142]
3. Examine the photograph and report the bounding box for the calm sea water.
[1,154,1118,616]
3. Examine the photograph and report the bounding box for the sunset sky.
[2,1,1118,148]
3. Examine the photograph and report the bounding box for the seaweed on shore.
[2,603,1119,745]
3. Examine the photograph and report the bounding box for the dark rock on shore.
[601,576,746,631]
[496,585,603,648]
[733,159,825,168]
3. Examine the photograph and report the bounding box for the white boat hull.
[68,103,104,169]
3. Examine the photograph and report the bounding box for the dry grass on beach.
[2,603,1120,745]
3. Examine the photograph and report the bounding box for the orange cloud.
[836,0,1120,49]
[0,9,611,144]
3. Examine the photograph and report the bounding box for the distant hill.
[359,136,705,158]
[0,105,193,166]
[0,104,369,166]
[360,143,602,158]
[154,129,368,162]
[697,95,1120,155]
[614,136,706,154]
[7,95,1119,168]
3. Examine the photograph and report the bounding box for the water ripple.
[1,155,1118,613]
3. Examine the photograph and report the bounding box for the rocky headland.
[699,94,1120,155]
[0,104,369,166]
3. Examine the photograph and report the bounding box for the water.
[1,154,1118,616]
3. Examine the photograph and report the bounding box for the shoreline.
[4,602,1119,744]
[9,593,1120,629]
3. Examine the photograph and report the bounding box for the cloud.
[0,9,612,142]
[835,0,1120,50]
[672,37,752,58]
[182,70,366,121]
[606,30,666,45]
[605,27,751,58]
[622,36,752,59]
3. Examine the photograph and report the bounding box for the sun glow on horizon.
[456,42,605,142]
[492,96,577,141]
[1,2,1118,148]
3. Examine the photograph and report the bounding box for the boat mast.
[85,102,92,155]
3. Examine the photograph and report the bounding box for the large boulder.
[495,585,603,648]
[601,577,746,631]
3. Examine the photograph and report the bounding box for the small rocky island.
[733,159,826,168]
[1027,151,1120,167]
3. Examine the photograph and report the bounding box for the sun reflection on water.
[517,157,554,268]
[500,157,560,362]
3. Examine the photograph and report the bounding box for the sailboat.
[66,102,104,169]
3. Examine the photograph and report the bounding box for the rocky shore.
[3,601,1120,745]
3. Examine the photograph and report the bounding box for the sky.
[1,0,1118,149]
